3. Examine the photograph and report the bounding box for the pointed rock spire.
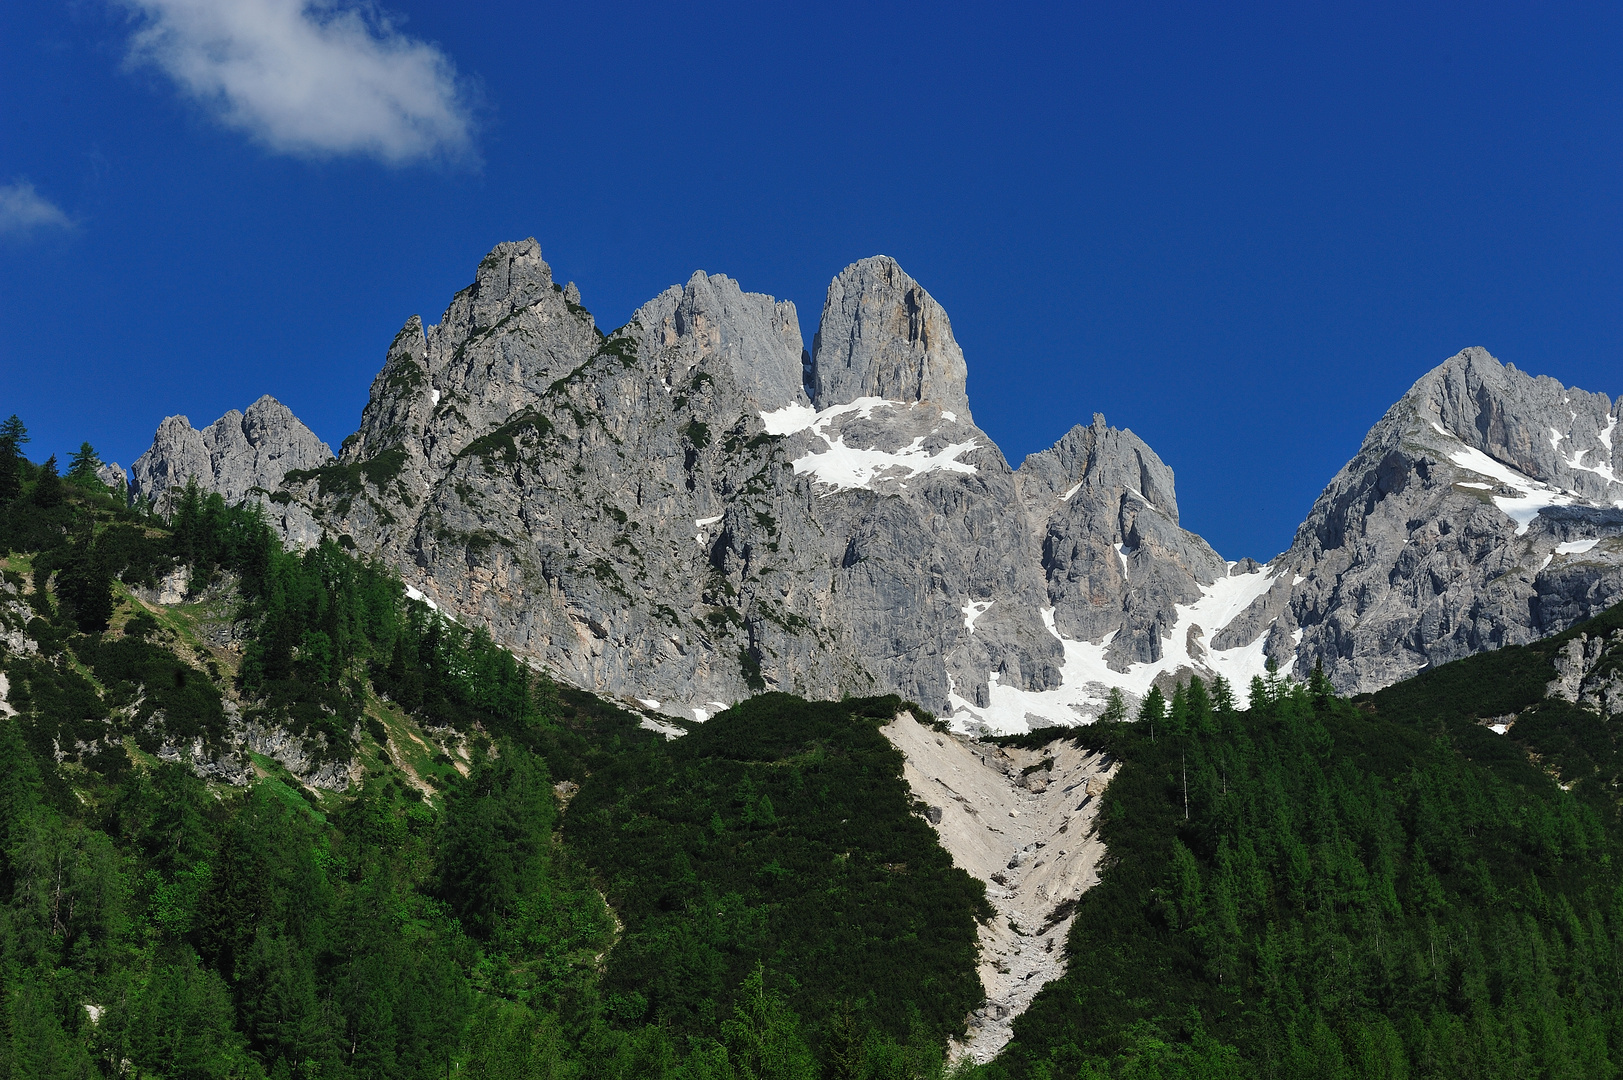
[810,256,973,421]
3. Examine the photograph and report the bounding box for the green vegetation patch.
[565,692,988,1054]
[996,661,1623,1078]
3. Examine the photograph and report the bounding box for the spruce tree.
[29,455,62,508]
[66,442,101,485]
[1138,684,1167,741]
[1101,686,1128,723]
[0,415,25,503]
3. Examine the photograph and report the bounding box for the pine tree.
[0,415,25,503]
[1101,687,1128,723]
[30,456,62,508]
[66,442,101,486]
[1138,684,1167,740]
[1308,657,1335,710]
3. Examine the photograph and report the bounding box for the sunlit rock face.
[132,243,1623,726]
[1265,348,1623,694]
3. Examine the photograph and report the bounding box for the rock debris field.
[883,714,1116,1063]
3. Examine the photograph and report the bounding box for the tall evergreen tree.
[66,442,101,486]
[1138,684,1167,740]
[0,415,25,503]
[30,455,62,508]
[1101,687,1128,723]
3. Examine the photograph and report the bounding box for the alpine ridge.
[127,241,1623,726]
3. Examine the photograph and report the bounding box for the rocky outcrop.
[811,256,974,421]
[129,394,333,541]
[1545,630,1623,716]
[1264,348,1623,694]
[128,246,1623,728]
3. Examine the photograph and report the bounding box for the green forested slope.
[994,657,1623,1078]
[2,422,1621,1079]
[0,428,985,1079]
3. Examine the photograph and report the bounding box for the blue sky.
[2,1,1620,561]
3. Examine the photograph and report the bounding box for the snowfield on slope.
[760,397,978,494]
[950,564,1284,735]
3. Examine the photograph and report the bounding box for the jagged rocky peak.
[629,269,807,412]
[338,239,601,500]
[810,256,973,421]
[129,394,332,511]
[1018,413,1183,524]
[456,236,564,332]
[1282,346,1623,695]
[1416,346,1621,501]
[1015,412,1250,681]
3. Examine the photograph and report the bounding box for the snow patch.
[762,397,980,494]
[429,387,441,407]
[758,401,820,435]
[1555,538,1600,556]
[403,584,438,612]
[1062,481,1083,501]
[637,698,661,710]
[962,600,994,632]
[950,568,1284,735]
[1115,544,1129,577]
[1443,441,1576,535]
[1564,415,1621,484]
[941,411,958,422]
[695,514,723,528]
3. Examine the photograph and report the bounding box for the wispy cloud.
[120,0,477,165]
[0,182,74,236]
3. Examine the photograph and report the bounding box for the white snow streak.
[1564,415,1620,485]
[949,567,1283,735]
[403,583,437,611]
[1432,424,1575,535]
[760,397,978,494]
[962,600,994,632]
[1555,538,1600,556]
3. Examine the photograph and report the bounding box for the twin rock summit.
[121,239,1623,731]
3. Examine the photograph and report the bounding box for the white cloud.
[0,182,74,235]
[121,0,477,165]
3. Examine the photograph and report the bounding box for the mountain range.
[123,239,1623,730]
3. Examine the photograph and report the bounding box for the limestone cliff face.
[128,394,332,539]
[1016,415,1232,667]
[1259,348,1623,694]
[252,244,1063,721]
[811,256,974,422]
[129,247,1623,727]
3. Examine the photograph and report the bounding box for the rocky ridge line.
[126,243,1623,725]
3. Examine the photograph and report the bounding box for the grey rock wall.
[1271,348,1623,693]
[129,394,333,541]
[811,256,974,421]
[128,248,1623,727]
